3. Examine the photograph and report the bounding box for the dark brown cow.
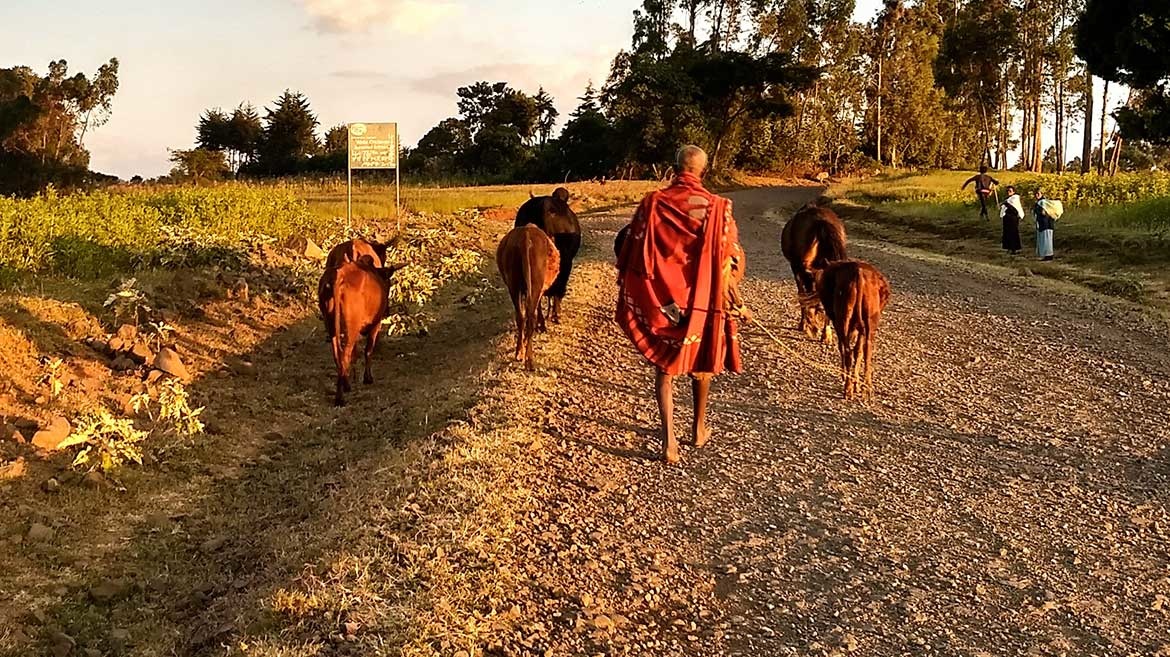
[614,224,630,260]
[318,238,389,340]
[318,255,391,406]
[810,260,891,400]
[515,188,580,323]
[497,225,561,371]
[780,203,848,341]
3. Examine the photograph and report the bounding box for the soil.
[2,183,1168,656]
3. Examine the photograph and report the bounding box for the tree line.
[0,59,119,196]
[2,1,1166,195]
[401,0,1169,181]
[171,90,353,182]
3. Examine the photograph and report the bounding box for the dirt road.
[3,183,1169,657]
[492,184,1170,656]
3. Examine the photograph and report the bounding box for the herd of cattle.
[315,188,890,406]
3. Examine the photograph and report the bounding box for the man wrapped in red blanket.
[615,145,750,464]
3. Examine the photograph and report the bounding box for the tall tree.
[1076,0,1170,145]
[323,124,348,152]
[552,84,620,179]
[533,87,558,146]
[0,58,120,195]
[227,103,262,167]
[256,90,319,174]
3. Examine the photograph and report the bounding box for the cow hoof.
[363,374,374,385]
[524,360,536,372]
[693,426,711,448]
[334,397,346,407]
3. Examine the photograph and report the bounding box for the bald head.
[676,145,708,175]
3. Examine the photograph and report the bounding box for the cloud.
[330,69,395,80]
[298,0,460,35]
[407,64,539,97]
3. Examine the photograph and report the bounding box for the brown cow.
[318,238,389,340]
[497,224,560,371]
[810,260,891,400]
[781,203,848,342]
[319,255,391,406]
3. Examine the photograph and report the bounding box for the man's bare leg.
[656,369,679,464]
[692,375,711,447]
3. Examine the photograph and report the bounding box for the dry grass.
[0,202,552,655]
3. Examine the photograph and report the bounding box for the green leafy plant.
[37,357,65,399]
[57,410,149,472]
[130,378,204,437]
[146,320,177,352]
[103,277,151,326]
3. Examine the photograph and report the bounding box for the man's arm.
[960,175,977,190]
[990,176,1000,186]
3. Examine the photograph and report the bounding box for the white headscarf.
[1001,192,1024,220]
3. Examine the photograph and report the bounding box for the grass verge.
[828,171,1170,310]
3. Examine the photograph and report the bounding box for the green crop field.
[0,180,661,282]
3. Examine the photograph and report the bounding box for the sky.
[4,0,905,179]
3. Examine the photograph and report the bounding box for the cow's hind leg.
[524,293,539,371]
[838,338,852,400]
[849,332,864,399]
[863,327,876,400]
[334,337,352,406]
[791,264,815,337]
[511,294,524,361]
[363,323,381,385]
[537,296,549,333]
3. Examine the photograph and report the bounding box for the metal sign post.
[346,122,400,232]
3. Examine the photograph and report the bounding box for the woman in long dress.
[1000,185,1023,254]
[1033,189,1055,261]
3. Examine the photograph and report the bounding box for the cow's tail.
[523,236,541,326]
[331,277,344,367]
[816,217,848,265]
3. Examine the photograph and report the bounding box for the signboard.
[347,122,398,169]
[346,122,401,228]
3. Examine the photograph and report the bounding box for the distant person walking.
[961,166,1000,221]
[999,185,1023,254]
[1034,189,1056,261]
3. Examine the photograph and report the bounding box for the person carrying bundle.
[999,186,1024,255]
[1033,189,1063,261]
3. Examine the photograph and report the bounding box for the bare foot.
[693,424,711,448]
[662,430,680,464]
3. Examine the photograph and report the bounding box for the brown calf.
[497,225,560,371]
[318,238,388,340]
[318,255,391,406]
[813,260,891,400]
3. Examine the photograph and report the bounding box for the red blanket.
[615,172,743,376]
